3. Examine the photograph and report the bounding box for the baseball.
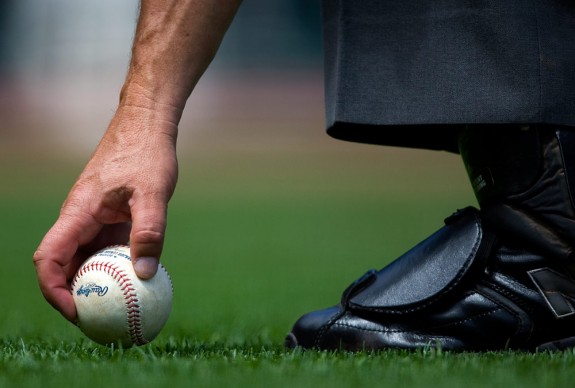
[71,245,173,347]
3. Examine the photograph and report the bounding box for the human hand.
[33,106,178,322]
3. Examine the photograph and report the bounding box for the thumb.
[129,195,167,279]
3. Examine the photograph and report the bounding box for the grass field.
[2,144,575,387]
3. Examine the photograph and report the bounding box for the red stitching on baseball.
[71,259,148,346]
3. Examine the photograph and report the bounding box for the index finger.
[33,253,78,322]
[33,212,103,322]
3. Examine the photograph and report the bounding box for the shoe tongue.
[347,207,491,313]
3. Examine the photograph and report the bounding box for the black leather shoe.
[286,125,575,352]
[286,207,575,351]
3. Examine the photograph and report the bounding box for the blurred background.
[0,0,473,343]
[0,0,324,154]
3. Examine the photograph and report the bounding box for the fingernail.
[134,256,159,279]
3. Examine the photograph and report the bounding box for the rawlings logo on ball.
[76,283,109,297]
[71,245,173,347]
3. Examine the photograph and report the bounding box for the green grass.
[3,339,575,387]
[2,146,575,387]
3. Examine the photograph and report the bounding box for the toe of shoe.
[285,306,342,349]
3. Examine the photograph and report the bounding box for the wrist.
[118,78,186,127]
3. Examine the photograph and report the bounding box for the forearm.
[119,0,243,126]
